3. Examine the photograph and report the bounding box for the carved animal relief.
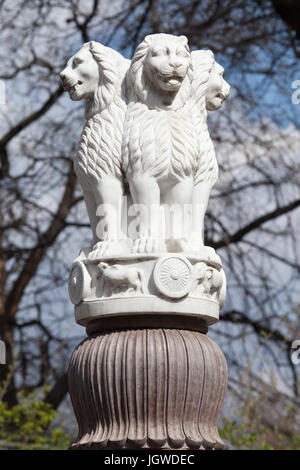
[97,262,146,296]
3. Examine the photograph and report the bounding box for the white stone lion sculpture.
[122,33,230,253]
[61,35,229,257]
[60,41,130,257]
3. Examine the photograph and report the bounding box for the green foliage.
[220,416,300,450]
[0,389,70,450]
[220,382,300,450]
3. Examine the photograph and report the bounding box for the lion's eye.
[152,49,167,57]
[72,58,83,68]
[176,50,189,58]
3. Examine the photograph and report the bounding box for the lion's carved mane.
[75,41,129,186]
[191,50,219,187]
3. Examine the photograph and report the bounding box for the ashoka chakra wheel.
[68,261,90,306]
[153,255,192,298]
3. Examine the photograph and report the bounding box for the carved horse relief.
[97,261,146,296]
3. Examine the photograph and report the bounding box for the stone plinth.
[67,249,228,450]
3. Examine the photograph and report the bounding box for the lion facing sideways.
[123,33,230,253]
[60,41,130,258]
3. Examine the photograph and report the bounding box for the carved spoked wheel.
[68,261,90,306]
[153,255,192,298]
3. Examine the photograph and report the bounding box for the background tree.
[0,0,299,448]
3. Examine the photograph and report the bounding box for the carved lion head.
[60,41,129,118]
[127,33,193,108]
[205,62,230,111]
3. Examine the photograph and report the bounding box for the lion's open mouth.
[159,74,183,86]
[63,79,83,93]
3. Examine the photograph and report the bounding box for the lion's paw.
[88,240,120,259]
[132,238,160,254]
[167,238,200,253]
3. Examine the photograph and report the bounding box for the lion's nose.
[223,81,230,98]
[60,71,66,81]
[169,55,182,69]
[170,61,181,69]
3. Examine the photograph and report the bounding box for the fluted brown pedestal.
[68,315,227,450]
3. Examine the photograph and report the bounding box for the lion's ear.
[89,41,98,52]
[180,35,188,45]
